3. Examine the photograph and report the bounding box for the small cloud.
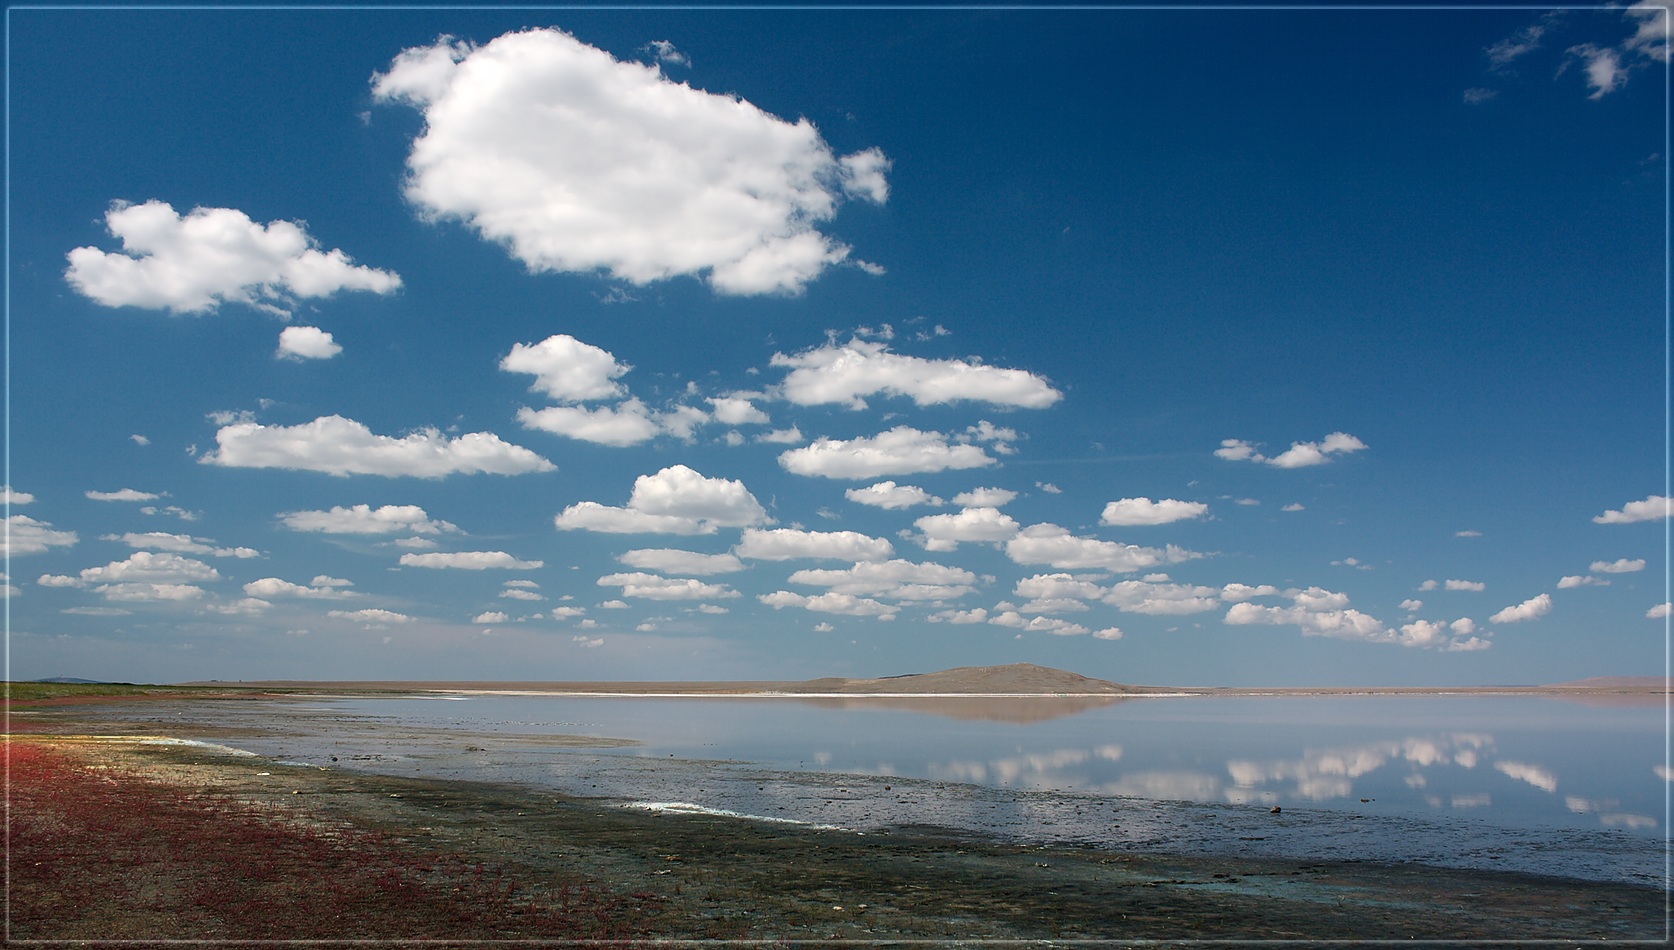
[813,622,834,632]
[129,434,150,446]
[277,326,343,360]
[1455,530,1482,538]
[1216,432,1366,468]
[472,611,509,624]
[1590,558,1645,574]
[399,551,544,570]
[1281,503,1305,512]
[1444,579,1485,591]
[1489,593,1552,624]
[1648,603,1671,619]
[86,488,160,502]
[1100,497,1208,527]
[1035,482,1062,495]
[641,39,690,68]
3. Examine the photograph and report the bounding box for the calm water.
[142,692,1670,885]
[354,692,1666,832]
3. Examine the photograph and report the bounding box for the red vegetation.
[7,740,652,941]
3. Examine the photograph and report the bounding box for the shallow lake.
[143,692,1670,886]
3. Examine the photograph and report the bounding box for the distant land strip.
[173,663,1669,696]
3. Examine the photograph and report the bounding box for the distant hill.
[789,663,1140,695]
[31,676,107,684]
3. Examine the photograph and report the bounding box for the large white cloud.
[596,572,739,600]
[501,334,631,402]
[202,415,554,477]
[845,481,943,510]
[2,516,78,556]
[400,551,544,570]
[785,559,977,600]
[65,200,400,314]
[771,339,1061,409]
[779,426,995,479]
[1593,495,1672,524]
[556,465,767,534]
[1216,432,1367,469]
[1489,593,1552,624]
[1004,523,1196,574]
[735,528,893,562]
[279,504,459,535]
[914,507,1021,552]
[1100,497,1209,527]
[372,28,887,295]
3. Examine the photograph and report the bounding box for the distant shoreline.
[175,681,1670,697]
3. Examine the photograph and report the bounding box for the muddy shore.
[11,694,1670,944]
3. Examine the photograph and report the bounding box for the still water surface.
[160,692,1668,885]
[325,693,1666,835]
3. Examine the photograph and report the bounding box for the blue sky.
[5,6,1667,686]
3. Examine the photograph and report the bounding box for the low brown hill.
[800,662,1136,695]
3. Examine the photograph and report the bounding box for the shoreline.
[13,720,1670,942]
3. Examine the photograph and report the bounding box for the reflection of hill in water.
[789,663,1141,696]
[790,694,1132,723]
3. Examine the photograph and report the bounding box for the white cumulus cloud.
[400,551,544,570]
[771,339,1060,409]
[501,334,631,402]
[845,481,943,509]
[1590,558,1646,574]
[1,486,36,505]
[952,487,1018,508]
[618,549,745,575]
[785,559,977,600]
[1005,523,1196,574]
[202,415,553,477]
[915,507,1021,552]
[1489,593,1552,624]
[1,516,78,556]
[780,426,994,479]
[86,488,160,502]
[597,572,739,601]
[279,504,459,535]
[372,29,887,296]
[759,590,897,619]
[1100,497,1209,527]
[100,532,259,559]
[1216,432,1367,468]
[65,200,399,314]
[1593,495,1672,524]
[277,326,342,360]
[735,527,893,562]
[556,465,767,535]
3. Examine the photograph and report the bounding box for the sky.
[3,5,1668,687]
